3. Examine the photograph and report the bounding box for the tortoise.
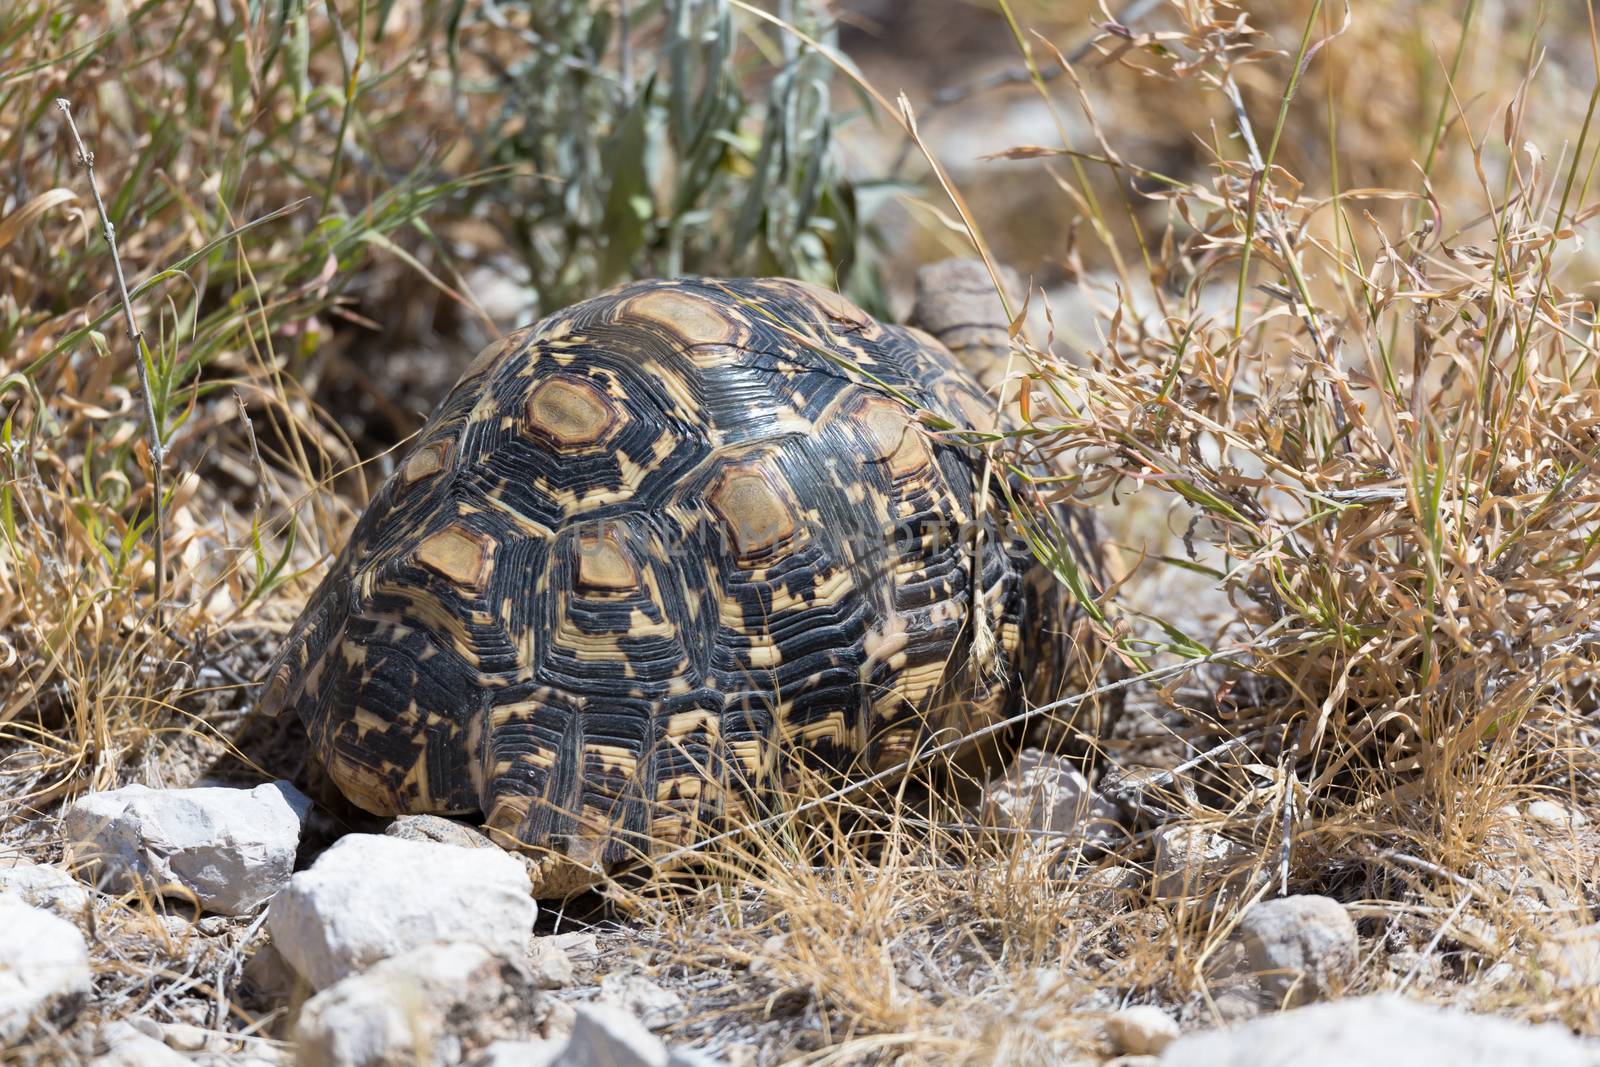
[260,261,1108,895]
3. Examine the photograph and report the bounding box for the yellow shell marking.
[574,529,639,592]
[778,709,851,749]
[708,465,797,560]
[859,397,933,478]
[413,524,495,589]
[402,439,452,485]
[525,375,617,449]
[624,286,744,345]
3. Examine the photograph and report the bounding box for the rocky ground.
[4,735,1600,1065]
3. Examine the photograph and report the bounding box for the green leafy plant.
[452,0,878,312]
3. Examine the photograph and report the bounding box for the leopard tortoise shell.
[260,262,1104,896]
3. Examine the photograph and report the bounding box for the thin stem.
[1231,0,1326,339]
[320,0,367,220]
[618,0,634,101]
[56,98,166,626]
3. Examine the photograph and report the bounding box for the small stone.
[1078,865,1143,910]
[546,931,600,959]
[1541,924,1600,991]
[667,1050,728,1067]
[1524,799,1587,830]
[525,937,575,989]
[267,834,537,990]
[1104,1006,1180,1056]
[0,898,93,1044]
[1231,895,1358,1007]
[64,781,312,916]
[0,861,92,919]
[467,1039,563,1067]
[384,815,549,885]
[563,1004,668,1067]
[1150,827,1262,905]
[1157,994,1600,1066]
[1210,986,1264,1024]
[598,973,685,1030]
[196,1054,288,1067]
[92,1022,195,1067]
[748,933,788,979]
[541,1001,576,1042]
[385,814,500,850]
[293,942,541,1067]
[131,1017,165,1041]
[979,749,1124,852]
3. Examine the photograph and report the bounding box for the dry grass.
[618,1,1600,1061]
[6,0,1600,1064]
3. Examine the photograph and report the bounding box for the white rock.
[162,1021,224,1052]
[64,781,312,916]
[547,931,600,959]
[268,835,536,990]
[1158,995,1600,1066]
[1541,924,1600,991]
[541,1001,576,1042]
[979,749,1124,851]
[598,973,685,1029]
[748,933,789,979]
[667,1050,727,1067]
[1524,799,1587,830]
[1079,865,1143,909]
[1231,895,1358,1007]
[1150,827,1262,903]
[1104,1005,1180,1056]
[563,1004,669,1067]
[467,1040,563,1067]
[0,860,91,919]
[525,937,575,989]
[0,899,93,1044]
[91,1022,195,1067]
[294,942,538,1067]
[385,815,500,850]
[197,1055,287,1067]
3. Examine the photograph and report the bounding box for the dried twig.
[55,99,167,625]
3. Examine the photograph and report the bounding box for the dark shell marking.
[264,278,1086,892]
